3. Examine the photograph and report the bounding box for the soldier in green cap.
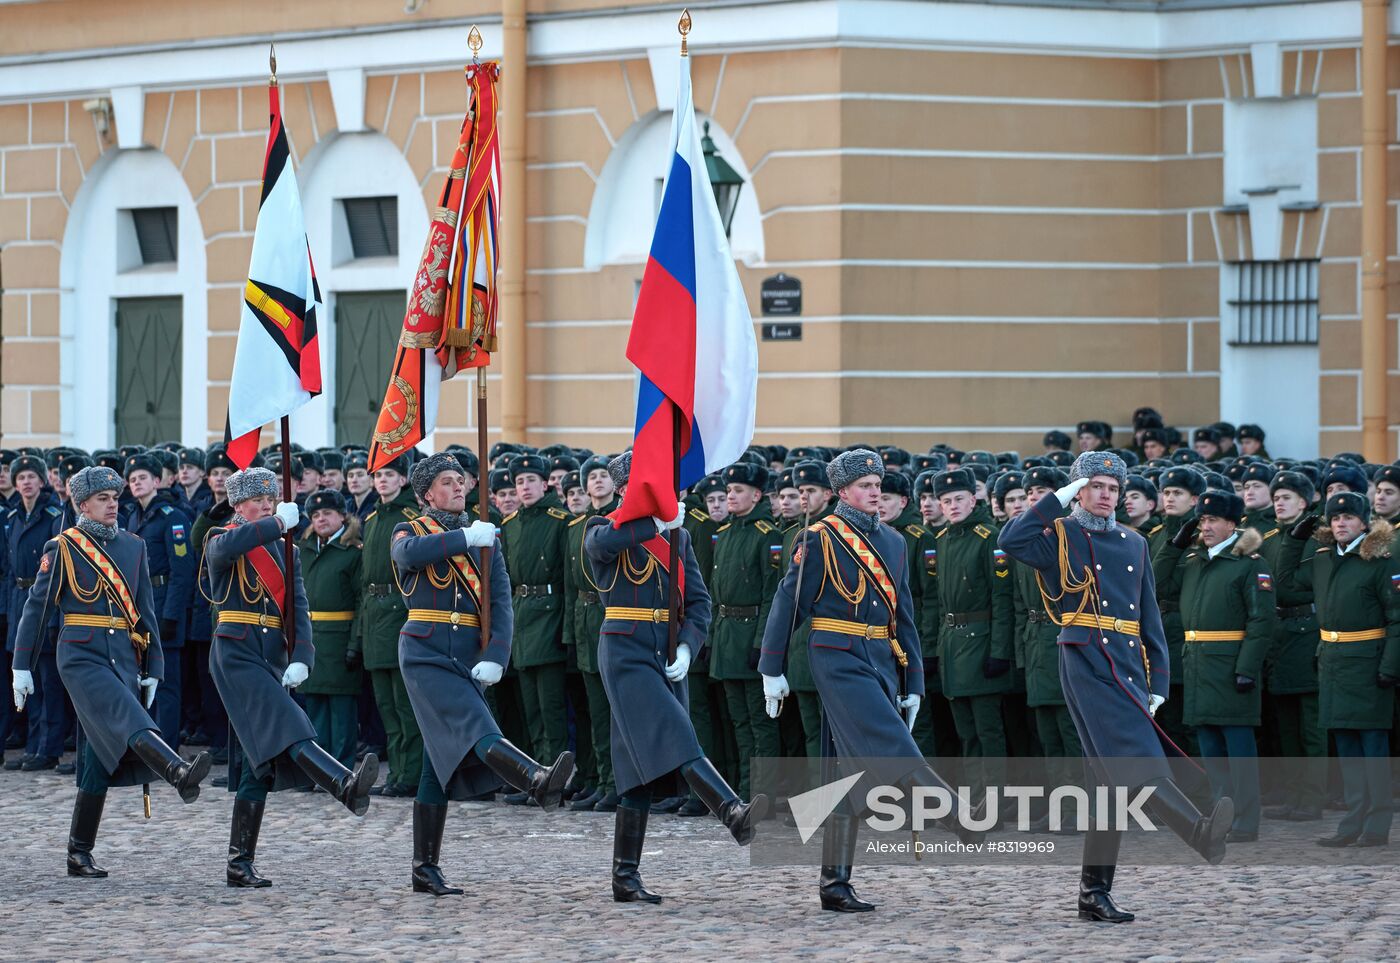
[708,461,781,798]
[1149,465,1208,756]
[564,454,620,811]
[359,453,423,796]
[780,460,835,757]
[932,467,1014,812]
[498,452,573,801]
[299,490,363,769]
[1153,489,1275,841]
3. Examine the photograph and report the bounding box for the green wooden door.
[115,296,182,445]
[335,290,405,448]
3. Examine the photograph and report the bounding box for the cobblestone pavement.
[3,763,1398,962]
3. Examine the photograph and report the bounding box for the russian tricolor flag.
[615,56,758,524]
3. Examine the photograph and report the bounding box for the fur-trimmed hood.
[1229,526,1263,558]
[1313,518,1394,561]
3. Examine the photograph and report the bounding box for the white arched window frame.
[58,147,208,450]
[585,110,763,269]
[294,130,430,449]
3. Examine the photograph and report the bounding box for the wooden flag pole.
[279,414,296,656]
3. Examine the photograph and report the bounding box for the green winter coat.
[1155,527,1276,727]
[708,503,781,681]
[499,492,572,668]
[892,504,937,658]
[1012,558,1064,707]
[359,487,420,670]
[1275,520,1400,730]
[1149,512,1194,689]
[935,505,1014,698]
[1255,516,1319,694]
[563,497,618,674]
[299,522,364,697]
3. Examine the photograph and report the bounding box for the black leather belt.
[150,575,169,587]
[1277,603,1315,620]
[719,605,759,619]
[365,584,394,597]
[514,584,553,598]
[1027,609,1053,624]
[577,591,600,605]
[945,609,992,627]
[16,577,35,589]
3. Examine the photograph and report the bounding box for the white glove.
[11,669,33,711]
[1055,477,1090,508]
[1148,693,1166,717]
[471,660,504,686]
[898,693,922,732]
[662,501,685,531]
[281,661,309,688]
[274,501,300,531]
[139,676,159,709]
[664,644,691,682]
[762,673,790,719]
[461,520,497,549]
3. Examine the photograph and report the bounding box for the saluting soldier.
[932,468,1014,811]
[359,454,423,797]
[392,454,574,896]
[584,453,767,904]
[298,490,364,770]
[204,468,378,889]
[1153,489,1275,842]
[564,454,621,812]
[1000,452,1235,925]
[708,461,782,798]
[1275,492,1400,847]
[11,467,212,878]
[761,450,980,914]
[498,453,573,800]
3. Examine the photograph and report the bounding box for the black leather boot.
[289,741,378,816]
[66,790,108,878]
[612,805,663,904]
[483,740,575,810]
[128,729,212,804]
[226,798,272,888]
[907,764,988,844]
[819,812,874,912]
[1077,828,1133,922]
[411,802,463,896]
[681,757,769,846]
[1146,780,1232,864]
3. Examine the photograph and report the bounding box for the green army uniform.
[773,514,809,759]
[1149,513,1199,756]
[708,501,782,798]
[1155,518,1276,836]
[1274,509,1400,842]
[299,522,364,770]
[1011,555,1082,762]
[779,515,825,757]
[890,503,941,757]
[563,496,620,799]
[911,518,960,760]
[360,486,424,791]
[934,497,1014,798]
[499,491,573,765]
[1255,512,1325,818]
[683,493,738,794]
[1242,505,1277,536]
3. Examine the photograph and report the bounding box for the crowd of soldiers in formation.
[2,403,1398,839]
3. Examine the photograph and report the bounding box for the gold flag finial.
[468,25,483,61]
[269,43,278,87]
[679,8,691,57]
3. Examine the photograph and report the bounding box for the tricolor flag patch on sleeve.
[1257,572,1273,592]
[992,548,1008,568]
[1391,573,1400,593]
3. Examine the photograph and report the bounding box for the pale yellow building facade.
[0,0,1395,459]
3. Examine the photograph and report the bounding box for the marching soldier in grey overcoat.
[760,450,979,915]
[204,468,378,888]
[999,451,1234,925]
[13,467,211,878]
[392,453,575,897]
[584,452,768,904]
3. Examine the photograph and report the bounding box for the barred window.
[340,196,398,258]
[1228,259,1318,346]
[130,207,177,265]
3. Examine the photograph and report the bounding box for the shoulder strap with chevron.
[58,528,142,628]
[409,516,483,610]
[818,516,898,621]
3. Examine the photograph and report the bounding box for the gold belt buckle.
[258,613,269,628]
[1112,618,1124,633]
[108,616,119,629]
[1327,630,1339,642]
[450,611,462,626]
[652,609,665,623]
[865,624,878,639]
[1185,630,1195,642]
